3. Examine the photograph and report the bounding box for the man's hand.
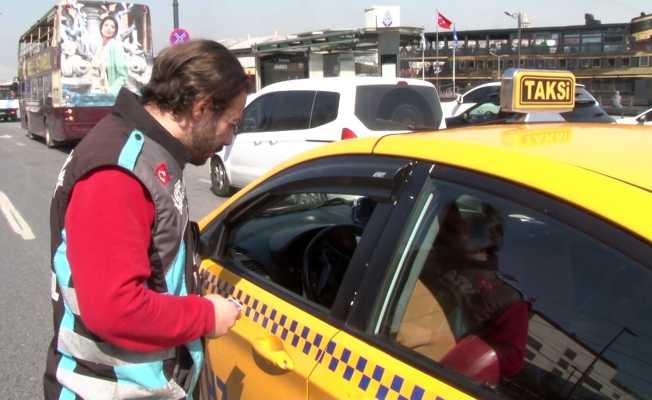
[204,294,242,338]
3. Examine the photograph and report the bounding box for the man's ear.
[191,96,211,120]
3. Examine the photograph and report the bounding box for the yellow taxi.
[196,70,652,400]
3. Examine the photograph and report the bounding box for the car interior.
[221,193,377,309]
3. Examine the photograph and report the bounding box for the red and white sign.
[169,28,190,46]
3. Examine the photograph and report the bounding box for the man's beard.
[187,114,220,166]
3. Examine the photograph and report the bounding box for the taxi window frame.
[199,154,416,323]
[343,161,652,400]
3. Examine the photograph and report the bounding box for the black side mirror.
[352,197,376,226]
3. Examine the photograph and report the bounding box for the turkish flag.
[437,12,453,30]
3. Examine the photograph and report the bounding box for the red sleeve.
[65,166,215,352]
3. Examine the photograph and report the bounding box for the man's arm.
[65,167,215,352]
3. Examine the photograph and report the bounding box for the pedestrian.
[612,90,624,118]
[45,40,248,399]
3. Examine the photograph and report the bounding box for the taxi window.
[223,191,378,311]
[374,178,652,400]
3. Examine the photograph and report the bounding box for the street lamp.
[489,50,507,78]
[504,11,523,68]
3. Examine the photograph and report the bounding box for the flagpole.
[421,30,425,80]
[452,24,456,95]
[435,9,439,94]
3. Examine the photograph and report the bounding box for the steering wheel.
[302,224,363,306]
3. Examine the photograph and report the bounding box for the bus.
[0,80,19,122]
[17,0,153,147]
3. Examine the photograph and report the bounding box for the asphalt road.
[0,122,226,399]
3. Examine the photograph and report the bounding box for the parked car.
[616,106,652,126]
[442,81,614,128]
[209,77,445,196]
[197,122,652,400]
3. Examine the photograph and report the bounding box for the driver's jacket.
[45,89,202,399]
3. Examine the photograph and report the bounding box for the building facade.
[401,13,652,109]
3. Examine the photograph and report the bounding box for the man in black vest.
[46,40,248,399]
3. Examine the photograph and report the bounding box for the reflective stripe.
[117,130,145,171]
[185,338,204,398]
[53,230,71,288]
[59,286,80,315]
[115,361,167,389]
[58,367,187,400]
[58,328,175,367]
[56,355,78,400]
[165,240,187,296]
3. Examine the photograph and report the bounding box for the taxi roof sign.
[500,69,576,113]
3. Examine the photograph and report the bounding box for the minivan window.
[310,91,339,128]
[269,90,314,131]
[355,85,442,131]
[239,94,274,133]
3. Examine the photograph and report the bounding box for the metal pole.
[435,17,439,94]
[173,0,179,29]
[497,55,500,78]
[421,31,425,80]
[517,12,522,68]
[565,327,636,400]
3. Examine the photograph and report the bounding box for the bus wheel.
[45,123,56,148]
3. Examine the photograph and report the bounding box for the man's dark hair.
[141,40,248,118]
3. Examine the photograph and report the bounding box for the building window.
[564,348,577,360]
[528,336,543,352]
[563,33,580,53]
[581,33,602,53]
[558,358,570,369]
[585,376,604,391]
[640,56,650,67]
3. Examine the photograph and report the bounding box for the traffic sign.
[169,28,190,46]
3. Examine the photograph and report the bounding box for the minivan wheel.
[210,155,232,197]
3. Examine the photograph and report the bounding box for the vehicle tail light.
[341,128,357,140]
[64,108,74,115]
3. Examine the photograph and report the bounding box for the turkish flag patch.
[155,163,171,186]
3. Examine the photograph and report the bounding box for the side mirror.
[352,197,376,225]
[637,116,645,125]
[456,94,463,104]
[440,335,501,386]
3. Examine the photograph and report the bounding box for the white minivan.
[209,77,444,196]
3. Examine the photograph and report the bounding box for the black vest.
[45,90,203,399]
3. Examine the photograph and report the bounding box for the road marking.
[16,142,26,147]
[198,178,211,184]
[0,134,12,139]
[0,191,35,240]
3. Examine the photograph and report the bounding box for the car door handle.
[268,140,278,145]
[252,336,294,371]
[253,140,263,145]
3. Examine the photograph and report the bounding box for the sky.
[0,0,649,81]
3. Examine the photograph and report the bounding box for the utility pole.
[173,0,179,29]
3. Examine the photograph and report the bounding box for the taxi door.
[199,262,338,400]
[307,331,477,400]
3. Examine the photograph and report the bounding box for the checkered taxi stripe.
[201,272,448,400]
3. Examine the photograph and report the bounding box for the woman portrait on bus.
[93,16,128,95]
